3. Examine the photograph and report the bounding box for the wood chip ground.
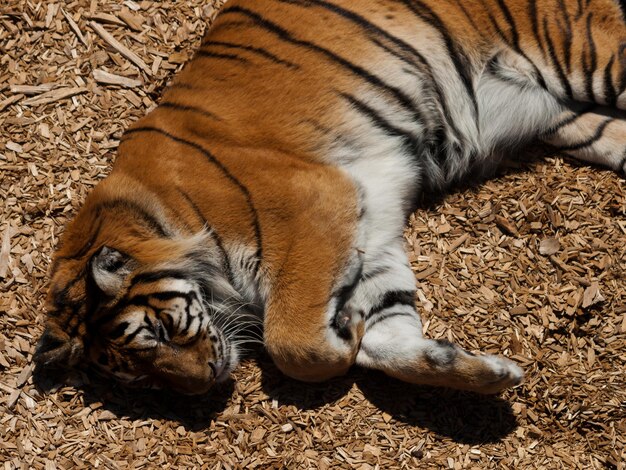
[1,1,625,469]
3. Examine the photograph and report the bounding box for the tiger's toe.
[475,355,524,394]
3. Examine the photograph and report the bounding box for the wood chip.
[61,8,87,46]
[495,215,519,236]
[0,94,23,111]
[6,141,23,153]
[89,21,152,75]
[539,237,560,256]
[21,87,87,106]
[87,12,126,27]
[10,83,58,95]
[582,283,605,308]
[124,1,142,11]
[93,69,143,88]
[0,224,14,279]
[447,233,469,252]
[15,363,34,388]
[6,388,21,409]
[118,7,144,31]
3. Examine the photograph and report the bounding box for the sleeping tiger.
[34,0,625,395]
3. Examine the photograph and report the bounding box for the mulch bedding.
[1,1,625,469]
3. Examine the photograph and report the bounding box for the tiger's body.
[35,0,626,395]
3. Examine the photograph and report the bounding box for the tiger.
[34,0,626,396]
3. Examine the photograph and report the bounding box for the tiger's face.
[35,238,243,395]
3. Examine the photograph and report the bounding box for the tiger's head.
[34,183,251,395]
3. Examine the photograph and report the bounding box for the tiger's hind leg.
[349,241,523,394]
[482,51,626,175]
[540,106,626,175]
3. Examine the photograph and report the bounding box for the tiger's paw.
[422,339,524,394]
[332,306,365,343]
[466,354,524,395]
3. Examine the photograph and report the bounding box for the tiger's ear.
[90,246,135,297]
[33,324,84,367]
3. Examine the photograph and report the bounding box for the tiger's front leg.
[348,241,523,394]
[259,168,366,383]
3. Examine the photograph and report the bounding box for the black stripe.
[202,40,299,69]
[195,50,250,63]
[147,290,198,302]
[583,13,598,101]
[494,0,520,50]
[556,118,612,151]
[177,188,234,284]
[543,18,574,99]
[343,90,450,173]
[619,44,626,94]
[556,0,573,73]
[131,269,195,286]
[167,82,195,91]
[96,199,169,238]
[122,325,150,345]
[360,265,392,282]
[122,126,263,273]
[619,150,626,175]
[451,0,481,32]
[97,352,109,365]
[371,37,461,140]
[338,91,437,168]
[575,0,584,19]
[53,270,86,305]
[160,311,175,337]
[54,216,104,263]
[88,309,120,332]
[339,92,418,143]
[603,55,617,106]
[396,0,479,119]
[332,265,364,315]
[158,102,221,121]
[485,7,510,44]
[528,0,544,56]
[618,0,626,21]
[58,302,85,334]
[366,290,415,319]
[181,301,195,336]
[121,346,155,352]
[539,104,596,137]
[108,321,129,340]
[282,0,462,141]
[367,311,416,328]
[220,6,426,126]
[178,327,203,346]
[484,1,548,90]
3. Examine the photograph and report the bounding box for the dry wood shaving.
[1,1,625,469]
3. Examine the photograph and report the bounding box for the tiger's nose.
[151,346,216,394]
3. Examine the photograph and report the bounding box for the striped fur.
[35,0,624,395]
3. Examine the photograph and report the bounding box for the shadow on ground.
[255,351,518,444]
[264,369,517,443]
[33,355,518,443]
[356,369,518,444]
[32,363,234,432]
